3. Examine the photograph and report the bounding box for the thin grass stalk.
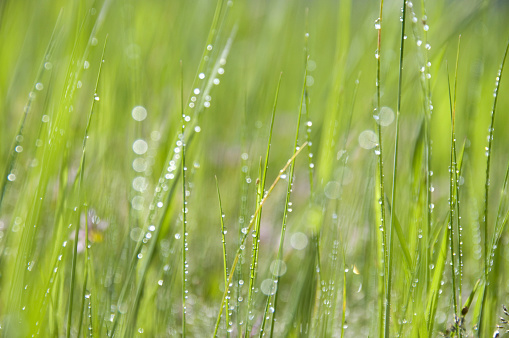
[446,61,459,329]
[180,60,188,338]
[246,158,262,334]
[213,143,308,336]
[410,0,434,297]
[385,1,407,336]
[303,28,323,332]
[66,36,107,338]
[452,36,463,316]
[245,73,282,337]
[338,75,360,338]
[265,65,307,338]
[374,1,387,336]
[421,0,434,306]
[478,39,509,336]
[236,94,250,334]
[77,203,90,337]
[214,177,230,337]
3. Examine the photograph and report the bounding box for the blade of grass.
[385,1,407,336]
[66,35,108,338]
[374,1,387,336]
[425,218,449,336]
[180,60,188,338]
[214,177,230,337]
[478,38,509,336]
[446,59,459,332]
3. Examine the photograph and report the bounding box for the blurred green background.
[1,0,509,336]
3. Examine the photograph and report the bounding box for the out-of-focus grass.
[0,0,509,336]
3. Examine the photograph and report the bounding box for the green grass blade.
[425,219,448,336]
[385,1,407,336]
[478,38,509,336]
[213,177,230,337]
[66,35,108,338]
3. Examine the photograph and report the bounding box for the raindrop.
[374,18,381,30]
[358,130,378,149]
[133,139,148,155]
[132,106,148,121]
[133,158,147,172]
[132,177,148,192]
[374,106,395,126]
[291,232,308,250]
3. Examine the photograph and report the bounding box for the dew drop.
[132,106,148,121]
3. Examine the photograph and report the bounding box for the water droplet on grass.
[132,106,147,121]
[358,130,378,149]
[291,232,308,250]
[374,106,395,126]
[133,139,148,155]
[374,18,381,30]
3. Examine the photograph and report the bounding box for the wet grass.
[1,0,509,337]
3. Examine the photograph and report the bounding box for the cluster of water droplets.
[131,105,149,211]
[304,121,315,170]
[7,59,56,183]
[486,69,502,160]
[407,1,434,95]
